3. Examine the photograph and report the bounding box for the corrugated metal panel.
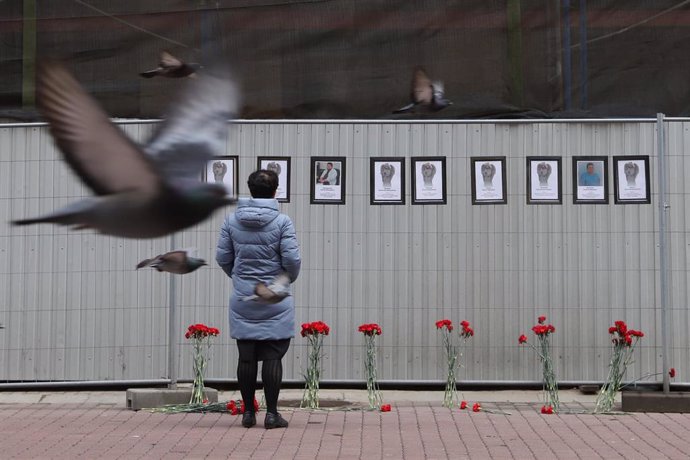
[0,120,686,384]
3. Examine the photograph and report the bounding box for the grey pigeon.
[136,250,206,274]
[242,272,291,303]
[12,60,240,238]
[140,51,202,79]
[393,66,452,113]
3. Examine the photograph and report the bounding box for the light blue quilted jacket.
[216,198,301,340]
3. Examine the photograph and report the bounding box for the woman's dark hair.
[247,169,279,198]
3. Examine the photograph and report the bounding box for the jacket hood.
[235,197,280,228]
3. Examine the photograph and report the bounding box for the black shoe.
[242,411,256,428]
[264,412,288,429]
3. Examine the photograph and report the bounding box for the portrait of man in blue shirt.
[579,162,601,186]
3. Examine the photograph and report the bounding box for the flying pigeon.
[242,272,291,303]
[12,59,240,238]
[140,51,202,79]
[393,66,452,113]
[136,250,207,274]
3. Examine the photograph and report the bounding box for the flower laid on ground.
[185,323,220,404]
[594,320,644,413]
[149,397,259,414]
[301,321,330,409]
[670,368,676,378]
[518,315,559,412]
[358,323,384,409]
[380,404,392,412]
[541,405,554,414]
[436,319,475,408]
[227,398,260,415]
[458,400,511,415]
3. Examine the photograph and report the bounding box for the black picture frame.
[572,156,609,204]
[370,157,406,205]
[204,155,239,199]
[613,155,651,204]
[526,157,562,204]
[411,156,447,204]
[310,156,346,204]
[257,156,291,203]
[470,156,507,205]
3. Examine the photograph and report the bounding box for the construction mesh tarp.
[1,0,689,120]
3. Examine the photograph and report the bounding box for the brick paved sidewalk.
[1,398,689,459]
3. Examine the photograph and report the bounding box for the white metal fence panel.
[0,119,685,384]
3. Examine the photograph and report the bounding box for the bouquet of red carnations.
[300,321,330,409]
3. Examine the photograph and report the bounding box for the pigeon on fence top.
[12,59,240,238]
[136,250,207,275]
[242,273,291,303]
[140,51,202,79]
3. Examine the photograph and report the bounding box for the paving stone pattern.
[1,401,689,459]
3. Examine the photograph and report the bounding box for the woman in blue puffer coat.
[216,169,301,430]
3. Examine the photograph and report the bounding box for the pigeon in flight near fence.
[393,66,452,113]
[12,59,240,238]
[242,272,291,303]
[140,51,202,79]
[136,250,207,274]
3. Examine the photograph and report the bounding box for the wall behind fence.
[1,119,687,384]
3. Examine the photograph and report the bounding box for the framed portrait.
[205,155,238,199]
[257,156,291,202]
[613,155,651,204]
[370,157,405,205]
[311,157,346,204]
[573,156,608,204]
[411,157,446,204]
[471,156,507,204]
[526,157,562,204]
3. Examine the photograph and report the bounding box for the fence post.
[657,113,670,394]
[167,233,178,389]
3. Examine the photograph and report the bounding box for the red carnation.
[518,334,528,344]
[435,319,453,331]
[608,326,617,334]
[380,404,392,412]
[472,403,481,412]
[302,321,331,336]
[538,315,546,324]
[359,323,383,336]
[460,401,468,409]
[227,400,239,415]
[614,320,627,335]
[541,405,553,414]
[669,368,676,378]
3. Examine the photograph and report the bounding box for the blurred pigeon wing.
[136,257,157,269]
[159,250,188,265]
[431,81,444,94]
[38,61,161,196]
[411,68,432,104]
[268,273,290,292]
[159,51,183,68]
[144,65,241,182]
[254,283,283,303]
